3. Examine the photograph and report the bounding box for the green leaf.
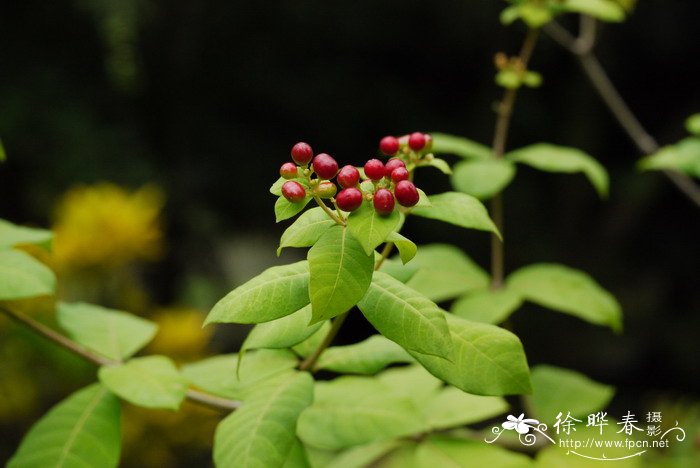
[638,137,700,179]
[528,365,615,421]
[451,159,516,200]
[519,3,553,28]
[182,349,298,400]
[57,302,158,361]
[450,288,523,324]
[8,384,120,468]
[278,207,335,255]
[425,387,509,430]
[430,133,491,160]
[421,157,452,175]
[205,260,309,325]
[386,231,417,264]
[297,376,427,450]
[377,365,443,407]
[0,249,55,300]
[0,219,53,250]
[214,372,314,468]
[500,5,520,25]
[315,335,413,374]
[358,271,453,359]
[308,226,373,323]
[242,304,324,352]
[506,263,622,332]
[686,114,700,136]
[415,188,432,208]
[275,195,313,222]
[379,257,419,284]
[416,436,534,468]
[0,138,5,162]
[347,202,401,255]
[329,440,406,468]
[291,321,331,358]
[560,0,626,23]
[506,143,609,198]
[404,244,489,303]
[98,355,188,410]
[283,438,311,468]
[411,314,532,396]
[411,192,500,237]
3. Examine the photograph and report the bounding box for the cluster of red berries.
[279,135,428,216]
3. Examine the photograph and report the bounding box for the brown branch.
[545,18,700,208]
[0,305,240,412]
[490,27,540,289]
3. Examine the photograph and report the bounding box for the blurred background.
[1,0,698,465]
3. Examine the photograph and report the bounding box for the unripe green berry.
[316,181,337,199]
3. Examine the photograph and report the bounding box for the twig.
[0,305,241,412]
[544,18,700,208]
[490,27,540,288]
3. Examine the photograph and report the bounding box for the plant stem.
[313,195,346,225]
[489,28,540,289]
[0,305,240,412]
[298,310,349,372]
[544,18,700,208]
[298,239,396,372]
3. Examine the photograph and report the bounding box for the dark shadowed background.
[1,0,698,463]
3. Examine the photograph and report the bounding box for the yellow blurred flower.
[51,183,165,271]
[148,307,213,359]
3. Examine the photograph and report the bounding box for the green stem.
[313,194,346,225]
[0,305,240,411]
[489,28,540,289]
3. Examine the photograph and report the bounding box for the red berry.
[364,159,385,181]
[337,165,360,188]
[379,136,399,156]
[312,153,338,179]
[280,162,298,179]
[408,132,426,151]
[281,180,306,203]
[336,188,363,212]
[390,167,409,182]
[384,158,406,177]
[291,142,313,165]
[373,188,395,215]
[394,180,419,207]
[317,181,337,199]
